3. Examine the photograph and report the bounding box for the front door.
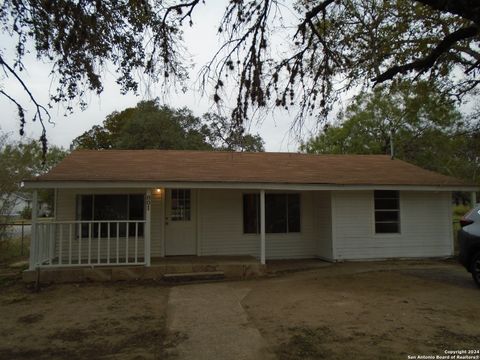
[165,189,196,255]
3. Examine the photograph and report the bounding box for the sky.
[0,2,327,152]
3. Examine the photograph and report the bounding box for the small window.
[243,193,301,234]
[171,189,191,221]
[374,190,400,234]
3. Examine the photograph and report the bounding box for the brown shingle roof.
[28,150,474,188]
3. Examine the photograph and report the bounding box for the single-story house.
[23,150,478,272]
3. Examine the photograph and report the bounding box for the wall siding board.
[198,189,330,259]
[332,190,453,260]
[315,191,333,260]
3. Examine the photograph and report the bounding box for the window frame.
[242,192,301,234]
[373,190,401,235]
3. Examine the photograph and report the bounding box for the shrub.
[19,206,31,220]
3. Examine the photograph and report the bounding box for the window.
[243,193,301,234]
[374,190,400,233]
[77,194,145,237]
[171,189,191,221]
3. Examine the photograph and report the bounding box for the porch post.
[145,189,152,266]
[260,189,266,265]
[28,190,38,270]
[472,191,477,207]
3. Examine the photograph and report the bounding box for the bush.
[20,206,31,220]
[453,204,471,218]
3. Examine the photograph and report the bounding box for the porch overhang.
[22,180,480,192]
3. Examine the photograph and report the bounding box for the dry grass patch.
[0,281,181,360]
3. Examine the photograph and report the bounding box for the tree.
[72,100,265,152]
[1,1,479,147]
[202,113,265,152]
[73,101,211,150]
[0,132,67,227]
[301,81,479,181]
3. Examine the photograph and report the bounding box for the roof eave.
[21,180,479,192]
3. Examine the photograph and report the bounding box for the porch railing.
[31,220,147,268]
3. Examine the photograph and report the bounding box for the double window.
[374,190,400,234]
[77,194,145,237]
[243,193,300,234]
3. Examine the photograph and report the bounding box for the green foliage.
[0,1,187,109]
[19,206,31,220]
[0,133,68,217]
[202,113,265,152]
[72,101,211,150]
[0,235,30,265]
[216,0,479,124]
[72,100,264,152]
[301,81,479,182]
[2,1,479,143]
[453,205,471,218]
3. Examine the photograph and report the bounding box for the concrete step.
[163,271,225,283]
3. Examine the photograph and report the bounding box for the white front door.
[165,189,196,255]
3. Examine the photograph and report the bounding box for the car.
[458,205,480,287]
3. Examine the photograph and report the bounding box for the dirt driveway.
[0,260,479,359]
[243,261,480,359]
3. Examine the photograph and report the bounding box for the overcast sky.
[0,3,330,152]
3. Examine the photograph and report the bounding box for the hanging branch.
[0,55,50,158]
[373,25,479,83]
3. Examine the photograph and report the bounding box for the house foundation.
[22,256,265,284]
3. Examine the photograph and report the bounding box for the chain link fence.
[0,221,31,264]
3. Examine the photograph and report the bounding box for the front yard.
[0,260,479,359]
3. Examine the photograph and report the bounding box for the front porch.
[22,255,265,283]
[27,187,309,271]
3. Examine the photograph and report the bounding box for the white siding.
[315,191,333,260]
[332,190,453,260]
[198,189,258,256]
[198,189,327,259]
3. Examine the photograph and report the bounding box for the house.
[23,150,478,276]
[1,192,52,219]
[0,192,31,218]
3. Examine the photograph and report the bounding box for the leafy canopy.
[1,0,479,148]
[71,100,265,152]
[0,133,68,219]
[301,81,479,182]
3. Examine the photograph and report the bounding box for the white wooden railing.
[31,220,147,268]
